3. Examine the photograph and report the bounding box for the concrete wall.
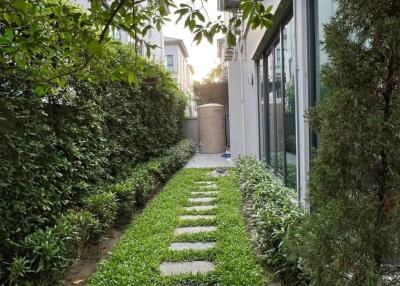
[183,118,199,150]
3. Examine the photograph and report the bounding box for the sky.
[164,0,223,81]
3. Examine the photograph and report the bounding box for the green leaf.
[127,72,137,86]
[34,85,47,97]
[87,40,102,57]
[193,31,203,44]
[14,0,28,13]
[227,31,236,47]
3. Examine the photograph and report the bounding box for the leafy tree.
[0,0,273,93]
[288,0,400,285]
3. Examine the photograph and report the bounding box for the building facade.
[164,37,196,118]
[222,0,336,206]
[71,0,167,62]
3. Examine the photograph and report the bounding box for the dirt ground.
[62,228,125,286]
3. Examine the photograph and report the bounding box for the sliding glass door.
[258,12,297,189]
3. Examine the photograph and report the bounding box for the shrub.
[233,156,307,285]
[84,192,118,233]
[0,0,186,267]
[111,181,137,224]
[289,1,400,285]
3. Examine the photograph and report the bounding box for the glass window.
[315,0,337,103]
[258,12,297,188]
[283,15,297,189]
[267,52,275,167]
[166,55,173,71]
[274,40,284,177]
[257,60,266,160]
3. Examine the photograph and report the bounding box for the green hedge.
[0,0,186,276]
[5,139,194,285]
[233,156,308,285]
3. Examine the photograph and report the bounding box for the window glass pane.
[166,55,173,71]
[267,52,275,167]
[283,15,297,189]
[274,40,284,177]
[316,0,337,102]
[258,60,266,160]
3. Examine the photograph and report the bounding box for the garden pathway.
[184,153,232,168]
[87,169,265,286]
[160,180,219,275]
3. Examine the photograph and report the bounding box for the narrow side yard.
[87,169,265,286]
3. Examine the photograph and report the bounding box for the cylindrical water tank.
[198,104,226,154]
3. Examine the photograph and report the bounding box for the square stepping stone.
[190,191,218,196]
[169,242,216,251]
[195,181,214,185]
[188,197,215,203]
[174,226,217,235]
[199,185,218,189]
[183,205,216,211]
[160,261,215,275]
[179,215,216,220]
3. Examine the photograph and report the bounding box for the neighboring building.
[219,0,337,206]
[164,37,196,117]
[71,0,167,63]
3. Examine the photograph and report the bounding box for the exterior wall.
[226,0,312,204]
[164,41,196,118]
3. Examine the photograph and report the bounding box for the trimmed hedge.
[4,139,194,285]
[0,0,186,271]
[233,156,308,285]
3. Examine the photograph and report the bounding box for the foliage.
[287,1,400,285]
[87,168,266,286]
[194,64,225,86]
[84,192,118,233]
[233,156,307,285]
[2,139,194,285]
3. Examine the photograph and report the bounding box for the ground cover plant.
[2,140,194,285]
[286,1,400,285]
[233,156,307,285]
[87,168,266,286]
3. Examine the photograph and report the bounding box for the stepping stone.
[183,205,217,211]
[160,261,215,275]
[199,185,218,189]
[188,197,215,203]
[174,226,217,235]
[180,215,216,220]
[195,181,214,185]
[190,191,218,196]
[169,242,216,251]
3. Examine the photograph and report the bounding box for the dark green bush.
[111,181,137,224]
[233,156,307,285]
[0,1,185,272]
[287,1,400,284]
[84,192,118,233]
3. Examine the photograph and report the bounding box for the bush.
[0,0,186,268]
[290,1,400,285]
[84,192,118,234]
[110,181,137,224]
[233,156,307,285]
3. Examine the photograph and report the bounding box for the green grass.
[87,169,265,286]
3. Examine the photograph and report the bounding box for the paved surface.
[160,261,215,275]
[188,197,215,203]
[183,205,217,211]
[179,215,216,220]
[169,242,216,251]
[160,178,219,276]
[185,153,232,168]
[174,226,217,235]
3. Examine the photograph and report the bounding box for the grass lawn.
[87,168,265,286]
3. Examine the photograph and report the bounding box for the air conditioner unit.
[217,0,240,11]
